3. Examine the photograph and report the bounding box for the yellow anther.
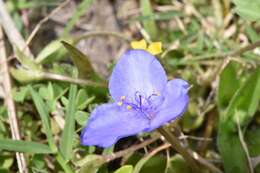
[126,105,132,110]
[131,39,147,50]
[117,101,123,106]
[120,96,126,100]
[147,42,162,55]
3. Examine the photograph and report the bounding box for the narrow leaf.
[10,67,44,83]
[56,153,74,173]
[114,165,133,173]
[0,139,53,154]
[35,39,72,64]
[60,84,77,161]
[140,0,158,39]
[217,61,240,112]
[61,41,95,79]
[29,86,56,152]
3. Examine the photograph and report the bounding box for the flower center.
[117,91,162,120]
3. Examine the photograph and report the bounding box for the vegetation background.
[0,0,259,173]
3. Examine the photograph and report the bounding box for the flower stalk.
[157,126,200,173]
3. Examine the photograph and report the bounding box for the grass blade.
[140,0,158,39]
[60,84,77,161]
[56,153,74,173]
[0,139,53,154]
[29,85,56,152]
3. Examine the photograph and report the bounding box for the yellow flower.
[130,39,162,55]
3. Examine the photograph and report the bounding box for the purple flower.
[81,50,189,147]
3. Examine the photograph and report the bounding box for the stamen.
[139,95,142,107]
[120,96,126,100]
[117,101,123,106]
[126,105,132,110]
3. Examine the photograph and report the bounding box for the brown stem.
[43,72,107,87]
[157,127,200,173]
[158,126,223,173]
[103,135,159,162]
[230,40,260,57]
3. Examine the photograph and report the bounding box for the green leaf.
[6,1,58,10]
[61,96,69,107]
[29,86,57,152]
[61,41,96,79]
[221,68,260,131]
[60,84,77,161]
[217,132,249,173]
[35,38,72,64]
[76,89,88,110]
[13,86,29,102]
[167,154,192,173]
[10,67,44,83]
[114,165,133,173]
[246,127,260,156]
[0,139,53,154]
[0,154,13,170]
[233,0,260,21]
[217,68,260,173]
[133,152,166,173]
[15,47,41,70]
[128,153,166,173]
[182,102,204,132]
[75,154,105,173]
[75,111,89,126]
[140,0,158,39]
[245,26,260,42]
[39,83,54,101]
[56,153,74,173]
[31,155,46,169]
[217,61,240,112]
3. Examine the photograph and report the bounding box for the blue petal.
[109,50,167,101]
[148,79,189,130]
[81,103,150,147]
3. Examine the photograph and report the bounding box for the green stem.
[157,127,200,173]
[56,153,74,173]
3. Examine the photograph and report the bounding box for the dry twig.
[26,0,71,46]
[0,0,33,58]
[0,27,28,173]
